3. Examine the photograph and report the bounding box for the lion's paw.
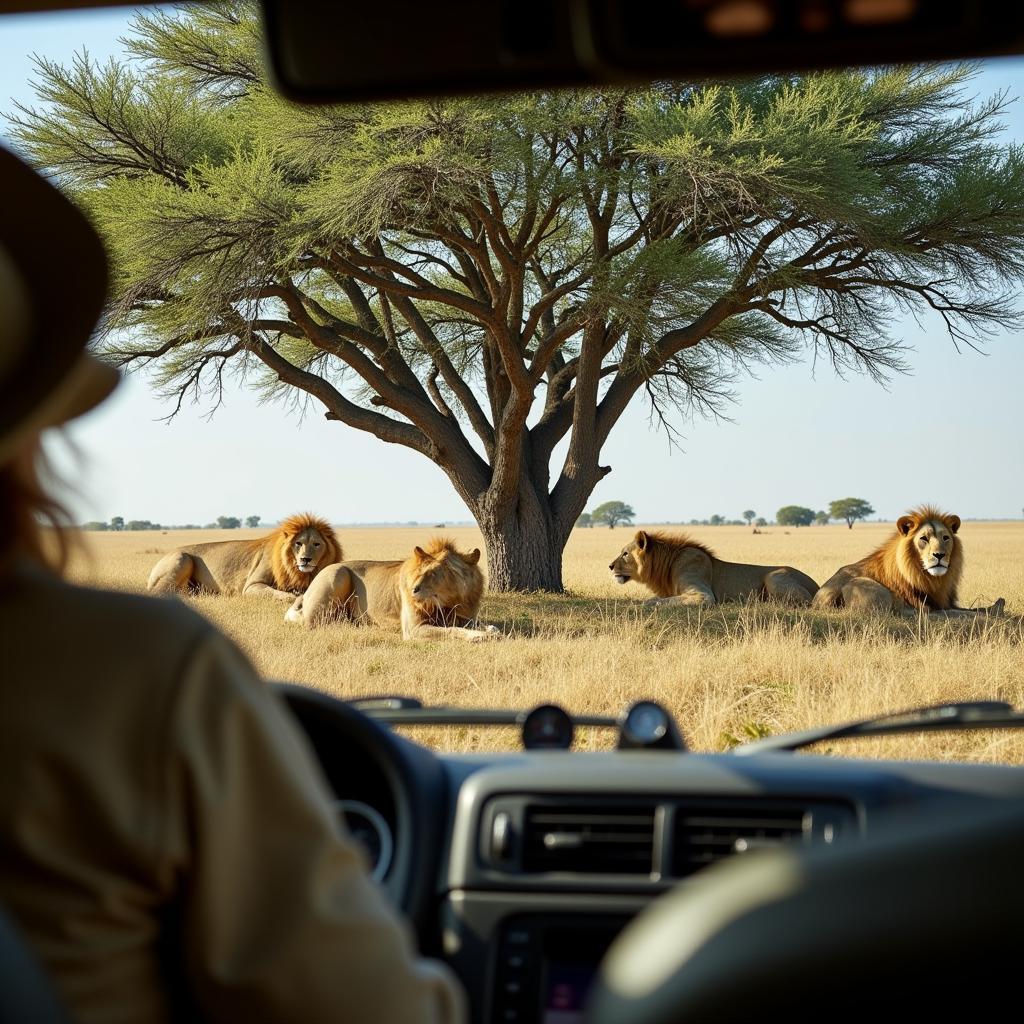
[284,605,303,625]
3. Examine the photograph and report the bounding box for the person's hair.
[0,436,73,574]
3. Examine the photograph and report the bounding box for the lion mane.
[610,529,818,606]
[399,536,485,627]
[267,513,342,593]
[813,506,963,613]
[629,531,718,598]
[285,535,496,641]
[147,512,342,600]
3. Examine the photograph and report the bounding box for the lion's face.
[408,545,481,609]
[898,512,961,577]
[609,532,648,585]
[288,526,331,575]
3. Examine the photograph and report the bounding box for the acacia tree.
[829,497,875,528]
[592,501,636,529]
[13,3,1024,590]
[743,509,756,526]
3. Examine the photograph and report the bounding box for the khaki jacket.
[0,562,464,1024]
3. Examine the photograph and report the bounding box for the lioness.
[285,537,499,641]
[610,530,818,606]
[812,507,1006,617]
[147,513,342,601]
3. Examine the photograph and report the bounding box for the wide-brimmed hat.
[0,144,119,466]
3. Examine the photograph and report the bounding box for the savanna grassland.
[67,522,1024,763]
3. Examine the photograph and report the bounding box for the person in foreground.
[0,144,464,1024]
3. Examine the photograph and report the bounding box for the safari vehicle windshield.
[6,6,1024,1024]
[2,0,1022,764]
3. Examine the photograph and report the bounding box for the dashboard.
[274,684,1024,1024]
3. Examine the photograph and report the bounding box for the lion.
[147,513,342,601]
[609,529,818,606]
[285,536,499,641]
[811,506,1005,618]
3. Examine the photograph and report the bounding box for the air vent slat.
[673,802,809,876]
[522,803,656,874]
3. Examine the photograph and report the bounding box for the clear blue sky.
[3,6,1022,526]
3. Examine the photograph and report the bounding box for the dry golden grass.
[66,521,1024,763]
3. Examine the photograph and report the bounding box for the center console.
[491,915,631,1024]
[441,891,648,1024]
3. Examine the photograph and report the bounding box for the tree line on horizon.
[575,497,876,529]
[81,515,263,531]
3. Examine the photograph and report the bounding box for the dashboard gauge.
[521,703,575,750]
[618,700,687,750]
[623,701,668,744]
[334,800,394,883]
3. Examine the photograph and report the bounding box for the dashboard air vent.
[522,803,656,874]
[673,802,808,875]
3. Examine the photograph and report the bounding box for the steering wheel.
[271,683,447,931]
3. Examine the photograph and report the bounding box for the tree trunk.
[477,506,566,592]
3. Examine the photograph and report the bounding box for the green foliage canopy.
[777,505,816,527]
[592,501,636,528]
[829,497,875,527]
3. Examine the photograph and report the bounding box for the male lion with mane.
[812,506,1006,617]
[285,537,499,641]
[147,513,342,601]
[610,530,818,606]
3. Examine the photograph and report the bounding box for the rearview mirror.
[260,0,1024,103]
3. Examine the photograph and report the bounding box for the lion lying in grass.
[285,537,499,641]
[812,506,1006,618]
[609,530,818,606]
[147,513,342,601]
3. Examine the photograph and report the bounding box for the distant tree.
[829,497,875,529]
[709,513,725,526]
[217,515,242,529]
[110,516,124,531]
[81,521,108,531]
[126,519,161,531]
[754,517,768,527]
[777,505,815,527]
[815,510,830,526]
[592,501,636,529]
[576,512,594,529]
[203,522,218,529]
[246,515,261,529]
[742,510,756,526]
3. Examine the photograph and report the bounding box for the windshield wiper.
[733,701,1024,755]
[347,696,618,728]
